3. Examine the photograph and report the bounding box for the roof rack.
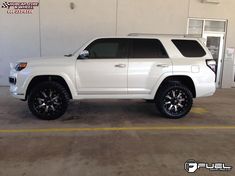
[127,33,199,38]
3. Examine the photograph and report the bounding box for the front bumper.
[9,77,16,85]
[9,83,26,99]
[9,69,27,100]
[10,91,25,99]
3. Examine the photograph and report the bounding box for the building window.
[204,21,226,32]
[188,19,203,37]
[187,18,226,37]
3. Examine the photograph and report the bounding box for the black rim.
[33,88,63,116]
[163,88,189,116]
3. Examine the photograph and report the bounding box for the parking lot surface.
[0,87,235,176]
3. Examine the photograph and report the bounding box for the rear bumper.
[195,82,216,98]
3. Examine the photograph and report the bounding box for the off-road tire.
[28,81,70,120]
[155,83,193,119]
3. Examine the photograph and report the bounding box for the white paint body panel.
[76,59,128,94]
[128,59,172,94]
[9,36,216,100]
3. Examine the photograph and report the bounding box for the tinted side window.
[172,39,206,57]
[85,38,128,59]
[131,39,168,58]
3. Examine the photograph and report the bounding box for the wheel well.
[156,76,196,98]
[26,75,72,100]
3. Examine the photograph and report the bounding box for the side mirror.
[78,50,89,59]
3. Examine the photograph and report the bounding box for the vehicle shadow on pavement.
[62,100,162,123]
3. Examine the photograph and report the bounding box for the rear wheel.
[28,81,70,120]
[156,83,193,119]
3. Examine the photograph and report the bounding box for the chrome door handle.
[115,64,126,68]
[156,64,169,68]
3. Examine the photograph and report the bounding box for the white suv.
[9,35,216,120]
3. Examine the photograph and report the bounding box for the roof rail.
[127,33,199,38]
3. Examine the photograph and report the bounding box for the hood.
[20,56,68,62]
[17,56,76,67]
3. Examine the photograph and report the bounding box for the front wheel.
[28,81,70,120]
[156,84,193,119]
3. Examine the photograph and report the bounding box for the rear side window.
[85,38,128,59]
[131,39,168,58]
[172,39,206,57]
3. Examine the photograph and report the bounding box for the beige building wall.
[189,0,235,47]
[0,0,234,86]
[117,0,189,35]
[40,0,117,56]
[0,0,40,85]
[189,0,235,88]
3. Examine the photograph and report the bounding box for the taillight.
[206,59,216,73]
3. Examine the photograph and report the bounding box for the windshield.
[71,40,92,56]
[71,45,83,56]
[64,44,85,57]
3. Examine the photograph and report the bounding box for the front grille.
[9,77,16,85]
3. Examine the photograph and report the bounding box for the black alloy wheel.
[28,81,70,120]
[156,84,193,119]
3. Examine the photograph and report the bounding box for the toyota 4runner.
[9,35,216,120]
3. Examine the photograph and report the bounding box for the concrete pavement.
[0,87,235,176]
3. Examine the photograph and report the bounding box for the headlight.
[15,62,27,71]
